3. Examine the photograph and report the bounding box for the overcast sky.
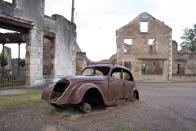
[1,0,196,61]
[45,0,196,61]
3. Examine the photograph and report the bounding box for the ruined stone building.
[75,43,88,74]
[172,42,196,81]
[116,12,196,81]
[0,0,76,87]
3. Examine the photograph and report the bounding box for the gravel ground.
[0,82,196,131]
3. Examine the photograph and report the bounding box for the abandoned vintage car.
[41,64,139,113]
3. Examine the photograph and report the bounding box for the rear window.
[82,66,110,76]
[123,69,134,81]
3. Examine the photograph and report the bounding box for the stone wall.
[172,40,196,80]
[76,52,87,74]
[0,1,14,16]
[116,12,172,81]
[0,0,76,87]
[173,53,196,75]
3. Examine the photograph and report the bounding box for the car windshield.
[81,66,110,76]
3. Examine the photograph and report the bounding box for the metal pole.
[18,43,21,74]
[2,43,5,85]
[71,0,75,23]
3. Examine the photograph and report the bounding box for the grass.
[0,90,43,112]
[121,128,133,131]
[48,107,59,115]
[48,106,73,118]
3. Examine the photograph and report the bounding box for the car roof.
[86,64,131,71]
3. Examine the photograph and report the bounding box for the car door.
[122,69,135,99]
[108,68,124,101]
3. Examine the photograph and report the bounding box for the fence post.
[2,43,5,86]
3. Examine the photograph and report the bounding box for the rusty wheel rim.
[82,102,91,114]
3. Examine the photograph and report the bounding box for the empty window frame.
[177,64,185,75]
[148,39,156,53]
[123,39,132,53]
[111,68,122,79]
[123,43,127,53]
[141,60,163,75]
[124,39,132,45]
[123,69,134,81]
[124,61,132,70]
[140,22,148,32]
[148,39,155,45]
[43,37,55,76]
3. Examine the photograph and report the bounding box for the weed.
[48,106,73,118]
[121,128,133,131]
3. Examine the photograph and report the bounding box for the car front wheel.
[81,102,91,114]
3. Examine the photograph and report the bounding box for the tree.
[0,53,8,67]
[181,24,196,53]
[19,59,25,67]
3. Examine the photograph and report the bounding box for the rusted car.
[42,64,139,113]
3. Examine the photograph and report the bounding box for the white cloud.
[0,44,26,58]
[45,0,72,20]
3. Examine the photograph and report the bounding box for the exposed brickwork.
[116,12,172,81]
[172,42,196,77]
[115,12,196,82]
[76,52,87,74]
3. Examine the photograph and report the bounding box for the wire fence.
[0,69,26,87]
[0,68,68,88]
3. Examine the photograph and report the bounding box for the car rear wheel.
[132,92,137,101]
[81,102,91,114]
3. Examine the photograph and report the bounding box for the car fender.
[41,84,54,101]
[67,83,107,105]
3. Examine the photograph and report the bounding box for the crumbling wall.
[0,0,76,87]
[89,54,117,65]
[44,14,76,77]
[171,40,196,81]
[116,12,172,81]
[0,1,14,15]
[76,52,87,74]
[173,53,196,75]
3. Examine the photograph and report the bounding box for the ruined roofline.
[89,54,117,65]
[0,13,33,26]
[44,14,76,27]
[0,32,26,43]
[0,13,34,32]
[116,12,172,32]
